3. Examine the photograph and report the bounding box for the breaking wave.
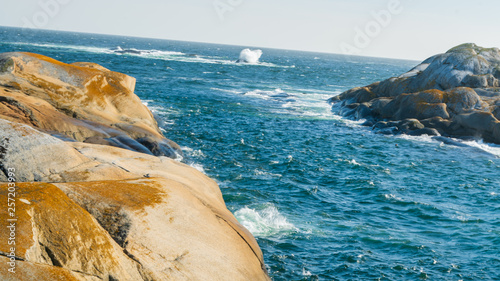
[235,204,297,237]
[236,48,263,64]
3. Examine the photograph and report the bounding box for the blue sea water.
[1,26,499,280]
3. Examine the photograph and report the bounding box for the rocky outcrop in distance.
[329,43,500,144]
[0,52,270,281]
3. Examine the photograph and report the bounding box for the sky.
[1,0,499,61]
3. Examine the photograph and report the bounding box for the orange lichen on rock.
[61,178,167,212]
[0,51,270,280]
[0,183,145,280]
[0,52,180,157]
[331,43,500,143]
[56,177,268,281]
[0,256,83,281]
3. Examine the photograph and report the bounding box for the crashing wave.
[236,48,263,63]
[234,204,297,237]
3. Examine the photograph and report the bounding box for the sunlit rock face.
[0,53,270,281]
[0,52,180,157]
[330,43,500,144]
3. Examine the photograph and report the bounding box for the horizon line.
[0,24,422,63]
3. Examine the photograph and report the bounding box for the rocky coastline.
[329,43,500,145]
[0,52,270,280]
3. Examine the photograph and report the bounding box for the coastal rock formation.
[0,53,270,280]
[0,52,180,157]
[329,43,500,144]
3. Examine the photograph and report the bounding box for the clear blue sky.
[1,0,499,61]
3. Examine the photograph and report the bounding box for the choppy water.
[1,27,499,280]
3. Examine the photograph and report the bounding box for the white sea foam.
[6,42,289,68]
[7,42,111,54]
[189,163,206,173]
[396,134,438,144]
[243,88,348,120]
[141,100,175,127]
[178,146,207,172]
[302,268,312,276]
[253,169,282,178]
[141,100,164,113]
[459,139,500,158]
[384,194,404,202]
[348,159,361,166]
[243,88,285,100]
[397,134,500,158]
[115,47,288,67]
[181,146,206,158]
[234,204,297,237]
[237,49,263,64]
[172,151,184,162]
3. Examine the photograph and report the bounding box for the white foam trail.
[460,139,500,158]
[6,42,110,54]
[397,134,500,158]
[5,42,290,68]
[210,87,242,94]
[237,49,263,64]
[234,205,297,237]
[139,50,286,67]
[242,88,351,121]
[396,134,437,144]
[243,88,285,100]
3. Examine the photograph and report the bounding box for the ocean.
[1,26,499,280]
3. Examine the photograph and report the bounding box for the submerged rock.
[330,43,500,144]
[0,53,270,280]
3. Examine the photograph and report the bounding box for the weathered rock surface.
[330,43,500,144]
[0,53,270,280]
[0,52,180,157]
[0,182,145,281]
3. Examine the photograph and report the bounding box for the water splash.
[235,204,297,237]
[237,48,263,63]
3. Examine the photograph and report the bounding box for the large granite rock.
[0,52,180,157]
[0,182,144,281]
[330,43,500,144]
[0,53,270,280]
